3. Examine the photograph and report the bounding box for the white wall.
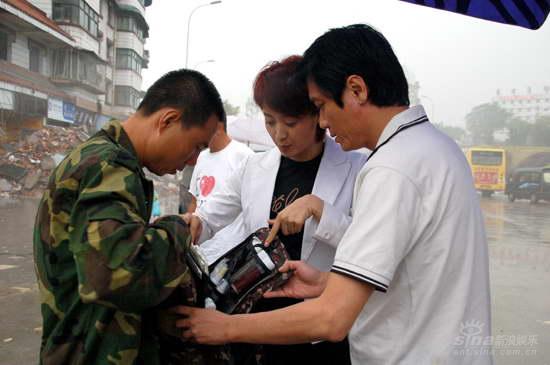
[112,105,134,118]
[59,25,99,55]
[0,80,48,100]
[114,69,142,91]
[115,31,144,55]
[27,0,52,17]
[106,65,113,80]
[63,86,98,103]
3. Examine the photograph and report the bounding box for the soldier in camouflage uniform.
[33,69,228,364]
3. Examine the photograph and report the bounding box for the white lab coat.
[196,137,368,271]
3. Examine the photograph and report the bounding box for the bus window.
[471,151,503,166]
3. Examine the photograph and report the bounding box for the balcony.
[50,49,106,94]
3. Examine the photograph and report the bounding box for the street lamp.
[185,1,222,68]
[193,59,216,69]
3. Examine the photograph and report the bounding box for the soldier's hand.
[264,195,324,245]
[264,260,327,299]
[173,306,233,345]
[180,213,202,245]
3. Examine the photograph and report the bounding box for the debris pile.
[0,126,89,199]
[145,171,181,215]
[0,125,183,211]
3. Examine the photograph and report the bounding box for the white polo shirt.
[332,106,492,365]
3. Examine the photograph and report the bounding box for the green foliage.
[223,99,240,116]
[465,102,511,145]
[506,117,531,145]
[531,116,550,146]
[434,123,466,142]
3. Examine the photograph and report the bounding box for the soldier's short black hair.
[138,69,226,128]
[300,24,409,108]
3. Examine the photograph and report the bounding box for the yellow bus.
[465,147,506,197]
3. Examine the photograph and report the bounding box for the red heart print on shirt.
[200,176,216,197]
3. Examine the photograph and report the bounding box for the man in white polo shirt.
[176,24,492,365]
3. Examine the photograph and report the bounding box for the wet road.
[482,195,550,365]
[0,195,548,364]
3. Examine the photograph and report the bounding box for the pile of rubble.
[0,125,89,199]
[145,171,181,215]
[0,125,184,212]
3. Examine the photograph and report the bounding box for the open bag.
[187,227,292,314]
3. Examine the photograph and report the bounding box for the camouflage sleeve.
[69,159,191,313]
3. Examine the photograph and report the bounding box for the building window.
[115,85,141,108]
[0,31,8,61]
[117,15,144,41]
[116,48,142,74]
[28,40,44,73]
[108,1,116,27]
[53,0,99,37]
[52,48,106,92]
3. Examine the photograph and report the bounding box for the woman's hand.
[265,194,323,245]
[180,213,203,244]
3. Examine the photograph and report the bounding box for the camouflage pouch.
[188,227,292,314]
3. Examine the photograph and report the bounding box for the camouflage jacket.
[33,121,193,365]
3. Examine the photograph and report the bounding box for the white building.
[0,0,151,141]
[494,87,550,123]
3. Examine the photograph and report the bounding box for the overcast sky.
[142,0,550,127]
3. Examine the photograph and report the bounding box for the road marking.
[0,265,17,270]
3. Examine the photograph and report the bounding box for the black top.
[269,149,323,260]
[233,144,350,365]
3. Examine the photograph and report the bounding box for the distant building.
[0,0,151,142]
[494,86,550,123]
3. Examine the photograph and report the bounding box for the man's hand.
[180,213,202,244]
[265,195,324,245]
[264,260,327,299]
[173,306,233,345]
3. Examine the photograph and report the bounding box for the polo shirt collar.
[375,105,428,149]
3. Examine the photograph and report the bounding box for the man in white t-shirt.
[188,117,253,262]
[177,24,492,365]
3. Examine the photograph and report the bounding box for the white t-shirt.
[332,106,492,365]
[190,140,253,263]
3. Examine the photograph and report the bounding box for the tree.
[434,123,466,143]
[223,99,240,116]
[506,117,530,145]
[465,102,511,145]
[531,116,550,146]
[245,97,261,118]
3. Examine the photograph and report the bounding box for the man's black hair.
[138,69,226,128]
[300,24,409,108]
